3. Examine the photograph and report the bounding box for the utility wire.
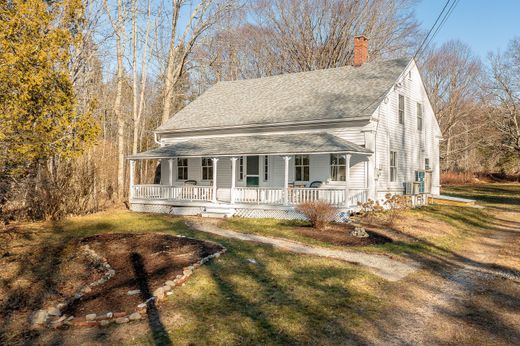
[413,0,453,61]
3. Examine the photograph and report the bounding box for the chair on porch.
[309,181,323,188]
[184,180,197,185]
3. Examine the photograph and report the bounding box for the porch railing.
[132,185,213,202]
[234,187,284,204]
[288,187,346,206]
[131,184,368,207]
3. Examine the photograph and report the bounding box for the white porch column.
[344,154,351,206]
[168,159,174,186]
[282,156,291,205]
[129,160,136,199]
[363,128,377,201]
[212,158,219,203]
[230,157,238,204]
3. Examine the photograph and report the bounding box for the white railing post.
[168,159,174,199]
[282,156,291,205]
[344,153,351,207]
[212,158,219,204]
[230,157,237,204]
[129,160,135,199]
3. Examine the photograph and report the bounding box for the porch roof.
[128,132,372,159]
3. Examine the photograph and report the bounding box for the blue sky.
[414,0,520,59]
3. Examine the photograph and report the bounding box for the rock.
[74,320,97,327]
[166,291,173,296]
[47,306,60,316]
[247,258,257,264]
[107,269,115,276]
[137,303,147,309]
[183,268,192,276]
[350,227,369,238]
[128,312,141,321]
[165,280,176,287]
[57,303,66,310]
[99,319,112,327]
[115,317,129,324]
[176,275,183,280]
[106,312,113,319]
[113,312,127,318]
[83,286,92,294]
[163,285,171,291]
[32,310,48,325]
[153,286,165,300]
[66,316,75,321]
[193,263,200,268]
[127,289,141,295]
[86,313,97,321]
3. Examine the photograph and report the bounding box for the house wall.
[159,153,368,193]
[369,60,441,198]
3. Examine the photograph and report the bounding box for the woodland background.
[0,0,519,221]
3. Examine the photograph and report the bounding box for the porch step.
[201,207,236,219]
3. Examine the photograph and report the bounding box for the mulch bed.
[62,233,222,317]
[295,224,392,246]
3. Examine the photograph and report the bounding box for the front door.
[246,156,259,186]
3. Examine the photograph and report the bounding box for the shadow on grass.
[131,252,172,346]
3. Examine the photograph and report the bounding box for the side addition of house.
[128,36,441,220]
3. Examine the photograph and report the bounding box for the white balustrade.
[288,187,346,206]
[132,185,213,202]
[234,187,284,204]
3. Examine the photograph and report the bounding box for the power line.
[413,0,453,61]
[415,0,462,60]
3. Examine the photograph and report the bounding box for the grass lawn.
[1,183,519,345]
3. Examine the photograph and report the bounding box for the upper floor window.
[398,94,405,124]
[177,158,188,180]
[390,151,397,182]
[295,155,309,181]
[417,102,423,131]
[201,158,213,180]
[330,154,346,181]
[425,158,431,170]
[264,155,269,181]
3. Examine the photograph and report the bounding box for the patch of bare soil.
[296,224,392,246]
[64,233,222,316]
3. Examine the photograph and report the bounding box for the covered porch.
[128,133,373,209]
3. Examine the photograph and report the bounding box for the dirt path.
[366,210,520,345]
[185,220,419,281]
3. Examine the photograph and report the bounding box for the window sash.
[425,158,430,170]
[238,157,243,181]
[264,155,269,181]
[390,151,397,182]
[398,94,405,124]
[201,158,213,180]
[295,155,309,181]
[330,154,347,181]
[417,102,423,130]
[177,158,188,180]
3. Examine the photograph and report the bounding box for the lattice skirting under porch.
[131,203,203,216]
[233,208,351,223]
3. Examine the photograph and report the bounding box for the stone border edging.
[31,235,226,329]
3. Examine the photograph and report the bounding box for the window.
[238,156,244,181]
[201,158,213,180]
[294,155,309,181]
[398,94,405,124]
[390,151,397,182]
[264,155,269,181]
[417,102,423,131]
[177,158,188,180]
[425,158,431,170]
[330,154,346,181]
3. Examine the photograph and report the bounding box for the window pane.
[296,167,301,181]
[304,167,309,181]
[302,155,309,165]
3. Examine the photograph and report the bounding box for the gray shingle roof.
[158,58,410,131]
[128,132,372,159]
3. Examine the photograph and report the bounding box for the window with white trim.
[294,155,309,181]
[177,158,188,180]
[264,155,269,181]
[330,154,346,181]
[238,156,244,181]
[201,158,213,180]
[390,151,397,182]
[398,94,405,124]
[417,102,423,131]
[425,158,431,170]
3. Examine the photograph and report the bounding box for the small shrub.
[383,193,409,226]
[297,201,336,230]
[356,199,383,224]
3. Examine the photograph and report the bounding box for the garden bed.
[295,224,392,246]
[32,233,224,328]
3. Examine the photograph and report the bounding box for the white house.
[128,36,441,220]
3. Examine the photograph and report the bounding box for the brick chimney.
[353,35,368,66]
